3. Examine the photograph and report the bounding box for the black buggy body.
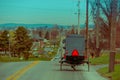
[60,34,89,71]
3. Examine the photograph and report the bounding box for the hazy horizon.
[0,0,93,25]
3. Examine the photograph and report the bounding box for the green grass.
[115,53,120,59]
[90,53,109,65]
[0,56,21,62]
[90,53,120,65]
[0,47,59,62]
[90,53,120,80]
[97,64,120,80]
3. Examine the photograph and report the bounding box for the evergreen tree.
[14,26,33,60]
[0,30,9,54]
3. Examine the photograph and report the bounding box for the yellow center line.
[6,61,39,80]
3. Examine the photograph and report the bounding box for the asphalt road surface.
[0,37,108,80]
[0,60,108,80]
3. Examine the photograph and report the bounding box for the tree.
[50,24,59,47]
[8,30,16,57]
[51,24,59,39]
[14,26,33,60]
[39,30,43,37]
[90,0,120,55]
[90,0,120,72]
[45,31,50,40]
[116,24,120,47]
[88,35,106,57]
[0,30,9,54]
[71,25,76,34]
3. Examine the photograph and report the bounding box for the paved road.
[0,61,33,80]
[0,61,108,80]
[0,37,108,80]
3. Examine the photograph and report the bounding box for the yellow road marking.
[6,61,39,80]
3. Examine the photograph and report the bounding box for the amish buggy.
[59,34,90,71]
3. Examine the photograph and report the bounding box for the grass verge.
[90,52,120,80]
[90,53,120,65]
[90,53,109,65]
[97,64,120,80]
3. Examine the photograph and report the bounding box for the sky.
[0,0,92,25]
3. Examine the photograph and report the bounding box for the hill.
[0,23,94,30]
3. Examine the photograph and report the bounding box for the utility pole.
[77,0,80,34]
[109,0,117,72]
[86,0,89,71]
[96,0,100,49]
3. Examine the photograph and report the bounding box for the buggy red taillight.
[72,49,79,56]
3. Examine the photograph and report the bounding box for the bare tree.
[71,25,76,34]
[50,24,59,47]
[90,0,120,57]
[90,0,120,72]
[45,31,50,40]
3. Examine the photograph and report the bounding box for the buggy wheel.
[88,62,90,71]
[71,65,76,71]
[60,62,63,71]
